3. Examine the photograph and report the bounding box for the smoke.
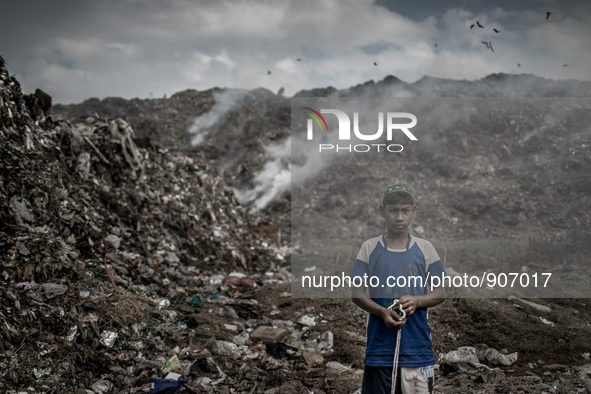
[190,75,591,214]
[230,80,417,212]
[232,137,291,213]
[189,89,245,145]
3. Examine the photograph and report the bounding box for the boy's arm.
[396,287,446,316]
[352,285,405,330]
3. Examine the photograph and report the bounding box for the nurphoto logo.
[303,107,418,153]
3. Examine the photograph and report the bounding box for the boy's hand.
[380,308,406,330]
[396,296,419,316]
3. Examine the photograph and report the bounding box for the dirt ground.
[247,281,591,393]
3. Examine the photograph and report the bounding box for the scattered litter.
[91,379,113,394]
[161,354,182,374]
[298,315,317,327]
[509,296,552,313]
[439,346,505,383]
[104,234,121,249]
[148,378,187,394]
[320,331,334,349]
[326,361,350,372]
[38,283,68,299]
[475,343,518,366]
[99,331,118,347]
[540,317,555,326]
[249,326,291,343]
[303,350,324,367]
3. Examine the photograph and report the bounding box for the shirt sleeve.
[419,239,448,287]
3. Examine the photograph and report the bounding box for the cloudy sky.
[1,0,590,104]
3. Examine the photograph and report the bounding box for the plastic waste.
[104,234,121,249]
[38,283,68,299]
[249,326,291,343]
[161,354,182,374]
[91,379,113,394]
[99,331,118,347]
[474,343,518,366]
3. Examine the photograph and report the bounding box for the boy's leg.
[399,365,434,394]
[362,365,403,394]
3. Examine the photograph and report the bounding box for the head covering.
[382,183,415,201]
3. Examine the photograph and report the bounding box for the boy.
[351,184,447,394]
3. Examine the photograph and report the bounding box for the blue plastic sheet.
[148,379,187,394]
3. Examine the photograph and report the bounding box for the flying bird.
[470,24,475,29]
[434,44,438,47]
[481,41,494,52]
[517,63,521,67]
[563,64,569,67]
[493,28,500,33]
[267,70,271,75]
[546,12,551,20]
[374,62,378,66]
[297,58,301,62]
[476,21,484,28]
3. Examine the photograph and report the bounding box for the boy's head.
[382,184,415,206]
[380,184,416,235]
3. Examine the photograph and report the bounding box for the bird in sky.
[476,21,484,28]
[267,70,271,75]
[493,28,500,33]
[374,62,378,66]
[297,58,301,62]
[546,12,551,20]
[481,41,494,52]
[434,44,438,47]
[470,23,475,29]
[517,63,521,67]
[563,64,569,67]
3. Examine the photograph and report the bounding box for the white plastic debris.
[540,317,555,325]
[165,372,182,380]
[99,331,118,347]
[320,331,334,349]
[104,234,121,249]
[91,379,113,394]
[326,361,350,372]
[298,315,317,327]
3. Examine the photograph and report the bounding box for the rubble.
[0,55,301,393]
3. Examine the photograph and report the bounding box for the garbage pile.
[54,88,293,226]
[1,55,335,393]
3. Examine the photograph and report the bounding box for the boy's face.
[379,203,416,235]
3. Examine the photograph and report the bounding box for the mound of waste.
[0,55,309,393]
[52,71,591,241]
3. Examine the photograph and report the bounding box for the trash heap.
[1,55,342,393]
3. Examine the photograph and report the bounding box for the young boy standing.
[351,184,447,394]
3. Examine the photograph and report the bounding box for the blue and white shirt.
[350,233,447,367]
